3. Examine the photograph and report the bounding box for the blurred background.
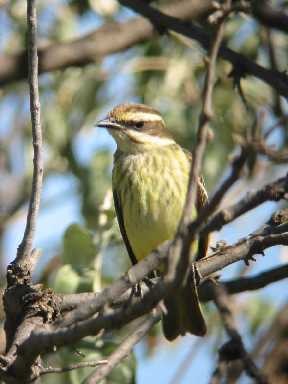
[0,0,287,383]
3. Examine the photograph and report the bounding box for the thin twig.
[0,2,44,379]
[119,0,288,98]
[39,359,108,376]
[210,359,228,384]
[229,302,288,383]
[200,263,288,302]
[86,313,159,384]
[264,115,288,139]
[201,173,288,235]
[167,0,230,287]
[189,147,247,238]
[15,0,43,268]
[265,29,284,119]
[169,339,202,384]
[249,141,288,164]
[212,284,268,383]
[180,1,230,228]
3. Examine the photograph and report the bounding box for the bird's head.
[97,103,175,153]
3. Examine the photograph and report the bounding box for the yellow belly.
[113,146,195,261]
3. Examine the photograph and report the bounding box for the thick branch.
[17,220,288,358]
[14,0,43,269]
[0,213,285,381]
[0,0,213,86]
[252,0,288,34]
[56,174,288,329]
[60,262,288,309]
[119,0,288,98]
[2,1,288,98]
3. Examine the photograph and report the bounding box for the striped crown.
[107,103,171,138]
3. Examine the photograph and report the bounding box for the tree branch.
[119,0,288,98]
[86,313,159,384]
[0,0,213,86]
[13,0,43,271]
[250,141,288,164]
[189,147,247,240]
[252,0,288,34]
[2,1,288,99]
[166,0,228,289]
[181,0,228,227]
[39,359,107,377]
[211,284,268,383]
[59,262,288,309]
[0,208,286,381]
[201,173,288,235]
[54,174,288,330]
[200,263,288,302]
[16,216,287,360]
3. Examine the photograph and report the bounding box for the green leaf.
[62,224,97,267]
[52,264,80,293]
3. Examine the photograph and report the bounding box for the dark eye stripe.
[120,120,144,128]
[135,121,144,129]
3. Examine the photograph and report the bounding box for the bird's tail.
[162,272,207,341]
[162,232,209,341]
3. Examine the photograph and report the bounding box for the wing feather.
[184,149,210,260]
[113,189,138,265]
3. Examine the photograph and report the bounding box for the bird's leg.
[123,271,158,312]
[134,270,158,296]
[132,282,143,297]
[192,263,202,286]
[135,273,157,297]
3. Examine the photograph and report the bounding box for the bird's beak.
[97,119,122,130]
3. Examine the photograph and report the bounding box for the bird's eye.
[135,121,144,129]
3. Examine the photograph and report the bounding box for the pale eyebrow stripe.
[125,112,164,123]
[127,129,174,146]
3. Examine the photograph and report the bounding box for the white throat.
[110,129,175,153]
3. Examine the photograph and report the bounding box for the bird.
[97,103,208,341]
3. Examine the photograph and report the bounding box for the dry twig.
[86,313,159,384]
[39,359,108,376]
[166,0,230,289]
[119,0,288,98]
[14,0,43,270]
[212,284,268,383]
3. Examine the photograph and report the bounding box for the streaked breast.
[113,145,193,260]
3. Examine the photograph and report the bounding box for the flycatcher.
[98,103,208,341]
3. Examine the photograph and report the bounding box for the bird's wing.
[196,175,209,212]
[196,176,210,260]
[184,149,210,260]
[113,189,138,265]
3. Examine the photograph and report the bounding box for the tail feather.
[162,293,182,341]
[162,275,206,341]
